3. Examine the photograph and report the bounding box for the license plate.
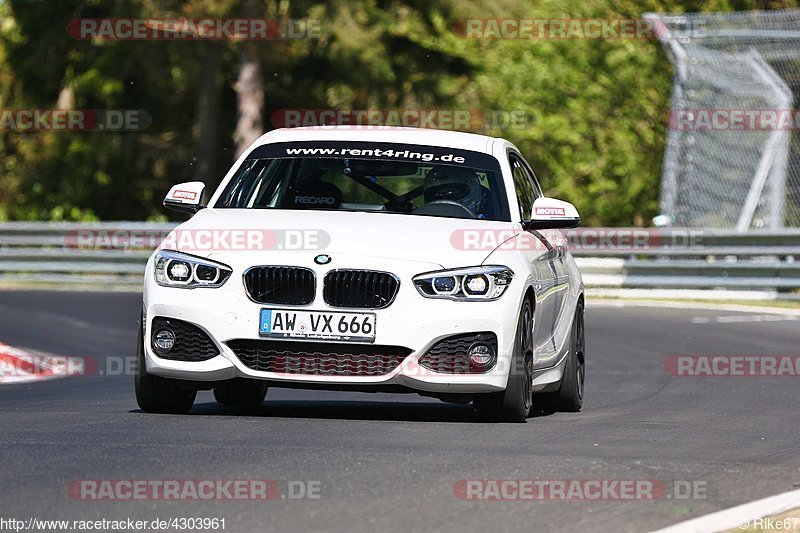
[259,309,376,343]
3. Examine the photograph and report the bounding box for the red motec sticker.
[171,190,197,201]
[534,207,565,216]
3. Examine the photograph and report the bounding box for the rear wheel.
[474,299,534,423]
[135,314,196,414]
[537,301,584,413]
[214,379,268,408]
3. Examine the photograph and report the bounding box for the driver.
[423,166,486,216]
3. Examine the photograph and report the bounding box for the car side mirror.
[163,181,206,214]
[522,197,581,230]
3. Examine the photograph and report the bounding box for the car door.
[508,151,559,367]
[519,155,573,366]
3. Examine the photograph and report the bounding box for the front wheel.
[135,314,196,414]
[474,299,534,423]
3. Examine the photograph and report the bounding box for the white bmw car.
[136,126,585,422]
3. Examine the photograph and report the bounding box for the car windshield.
[214,141,510,221]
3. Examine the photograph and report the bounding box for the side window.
[520,158,543,198]
[509,153,536,220]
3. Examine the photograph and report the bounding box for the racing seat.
[285,181,343,210]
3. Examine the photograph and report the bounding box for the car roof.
[256,126,499,154]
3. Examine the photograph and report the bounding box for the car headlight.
[413,266,513,301]
[154,250,232,288]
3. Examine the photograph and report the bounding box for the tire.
[536,301,585,413]
[135,314,196,414]
[214,379,268,408]
[474,299,534,423]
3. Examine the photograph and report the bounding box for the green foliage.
[0,0,798,224]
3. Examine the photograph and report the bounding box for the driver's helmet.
[423,166,484,213]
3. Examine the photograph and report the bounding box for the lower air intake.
[227,340,411,376]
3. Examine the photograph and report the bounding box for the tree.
[1,0,798,224]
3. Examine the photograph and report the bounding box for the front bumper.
[143,254,527,394]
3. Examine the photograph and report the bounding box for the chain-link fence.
[645,9,800,231]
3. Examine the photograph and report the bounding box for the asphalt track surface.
[0,291,798,533]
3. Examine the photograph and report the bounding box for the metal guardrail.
[1,222,799,298]
[0,222,171,290]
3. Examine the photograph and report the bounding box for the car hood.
[165,208,520,269]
